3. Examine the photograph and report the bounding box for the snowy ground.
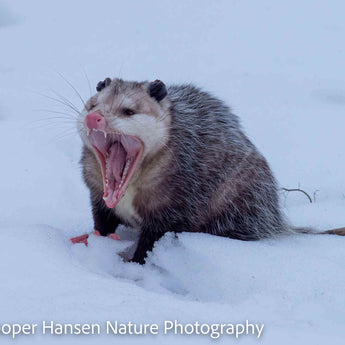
[0,1,344,344]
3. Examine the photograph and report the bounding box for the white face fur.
[77,79,172,161]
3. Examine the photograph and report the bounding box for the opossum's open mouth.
[87,129,143,208]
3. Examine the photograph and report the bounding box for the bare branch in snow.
[282,188,313,204]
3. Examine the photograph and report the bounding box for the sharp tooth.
[119,178,125,187]
[86,128,91,136]
[122,159,131,179]
[104,132,107,138]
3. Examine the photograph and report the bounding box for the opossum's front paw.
[70,233,89,245]
[70,230,120,246]
[107,233,121,241]
[94,230,120,241]
[93,230,120,240]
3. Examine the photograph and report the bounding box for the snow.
[0,0,345,344]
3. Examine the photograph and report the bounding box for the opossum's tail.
[320,227,345,236]
[292,226,345,236]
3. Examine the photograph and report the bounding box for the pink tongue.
[106,142,126,198]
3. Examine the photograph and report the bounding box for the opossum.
[71,78,344,264]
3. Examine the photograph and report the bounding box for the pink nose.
[85,111,106,131]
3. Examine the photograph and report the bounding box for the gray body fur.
[81,80,295,263]
[158,84,290,240]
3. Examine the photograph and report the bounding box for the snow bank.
[0,0,344,344]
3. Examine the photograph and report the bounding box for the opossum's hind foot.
[320,227,345,236]
[70,230,120,246]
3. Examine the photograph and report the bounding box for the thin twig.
[313,190,320,203]
[282,188,313,203]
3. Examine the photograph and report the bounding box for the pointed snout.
[85,111,106,131]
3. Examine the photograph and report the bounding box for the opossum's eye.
[122,108,135,116]
[148,80,167,102]
[86,97,98,111]
[90,102,97,110]
[96,77,112,92]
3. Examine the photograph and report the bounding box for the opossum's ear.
[148,80,167,102]
[96,77,112,92]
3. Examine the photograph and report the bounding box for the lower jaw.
[87,133,144,208]
[96,151,142,209]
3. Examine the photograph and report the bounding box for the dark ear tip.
[149,80,167,102]
[104,77,111,86]
[96,77,112,92]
